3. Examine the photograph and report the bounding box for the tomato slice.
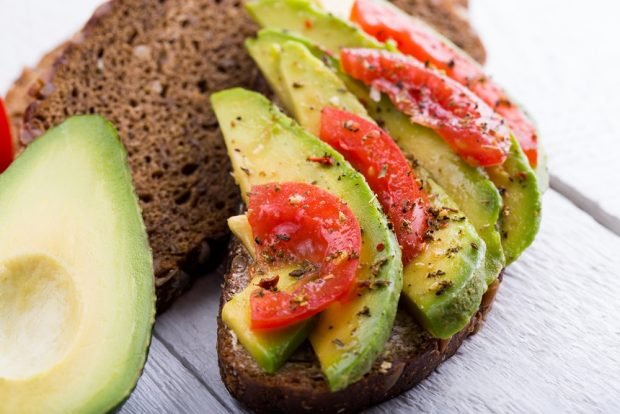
[340,48,511,167]
[0,98,14,173]
[248,182,361,330]
[350,0,538,166]
[320,107,428,263]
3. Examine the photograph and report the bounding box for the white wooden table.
[2,1,619,412]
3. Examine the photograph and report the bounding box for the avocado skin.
[212,88,402,391]
[0,116,155,413]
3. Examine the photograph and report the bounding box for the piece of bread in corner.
[5,0,264,311]
[218,240,500,413]
[4,0,486,311]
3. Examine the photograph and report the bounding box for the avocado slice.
[0,116,155,412]
[212,88,402,391]
[402,177,486,338]
[246,0,383,52]
[223,216,316,373]
[247,36,486,338]
[487,136,542,263]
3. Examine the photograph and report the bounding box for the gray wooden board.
[1,1,620,413]
[471,0,620,234]
[119,338,228,414]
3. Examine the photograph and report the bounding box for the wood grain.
[119,337,228,414]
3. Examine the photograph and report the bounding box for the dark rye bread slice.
[4,0,486,311]
[218,240,501,413]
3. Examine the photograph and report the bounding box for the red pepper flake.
[376,243,385,252]
[307,156,334,166]
[304,19,313,29]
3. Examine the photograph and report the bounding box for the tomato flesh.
[350,0,538,166]
[0,98,14,173]
[248,182,361,330]
[320,107,428,263]
[340,48,511,167]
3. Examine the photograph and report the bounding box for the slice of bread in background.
[4,0,485,311]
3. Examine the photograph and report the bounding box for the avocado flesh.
[402,178,486,339]
[0,116,155,413]
[249,37,486,338]
[487,136,542,264]
[212,88,402,391]
[246,0,383,53]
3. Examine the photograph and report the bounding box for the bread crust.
[218,240,501,413]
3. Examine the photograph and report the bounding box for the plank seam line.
[550,175,620,238]
[153,330,233,412]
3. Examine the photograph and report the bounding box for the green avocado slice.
[0,116,155,413]
[487,136,542,263]
[247,36,486,339]
[212,88,402,391]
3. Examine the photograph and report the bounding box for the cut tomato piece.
[350,0,538,166]
[248,182,361,330]
[0,98,14,173]
[340,48,511,167]
[320,107,428,263]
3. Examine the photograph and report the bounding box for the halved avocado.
[212,88,402,391]
[0,116,155,413]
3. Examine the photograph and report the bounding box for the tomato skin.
[320,107,428,263]
[350,0,538,166]
[248,182,361,330]
[340,48,511,167]
[0,98,14,173]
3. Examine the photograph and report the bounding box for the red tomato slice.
[340,48,511,167]
[350,0,538,166]
[320,107,428,263]
[0,98,14,173]
[248,182,361,330]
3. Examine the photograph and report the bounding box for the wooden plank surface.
[471,0,620,234]
[1,1,620,413]
[120,338,228,414]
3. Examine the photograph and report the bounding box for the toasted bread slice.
[219,240,500,413]
[4,0,486,311]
